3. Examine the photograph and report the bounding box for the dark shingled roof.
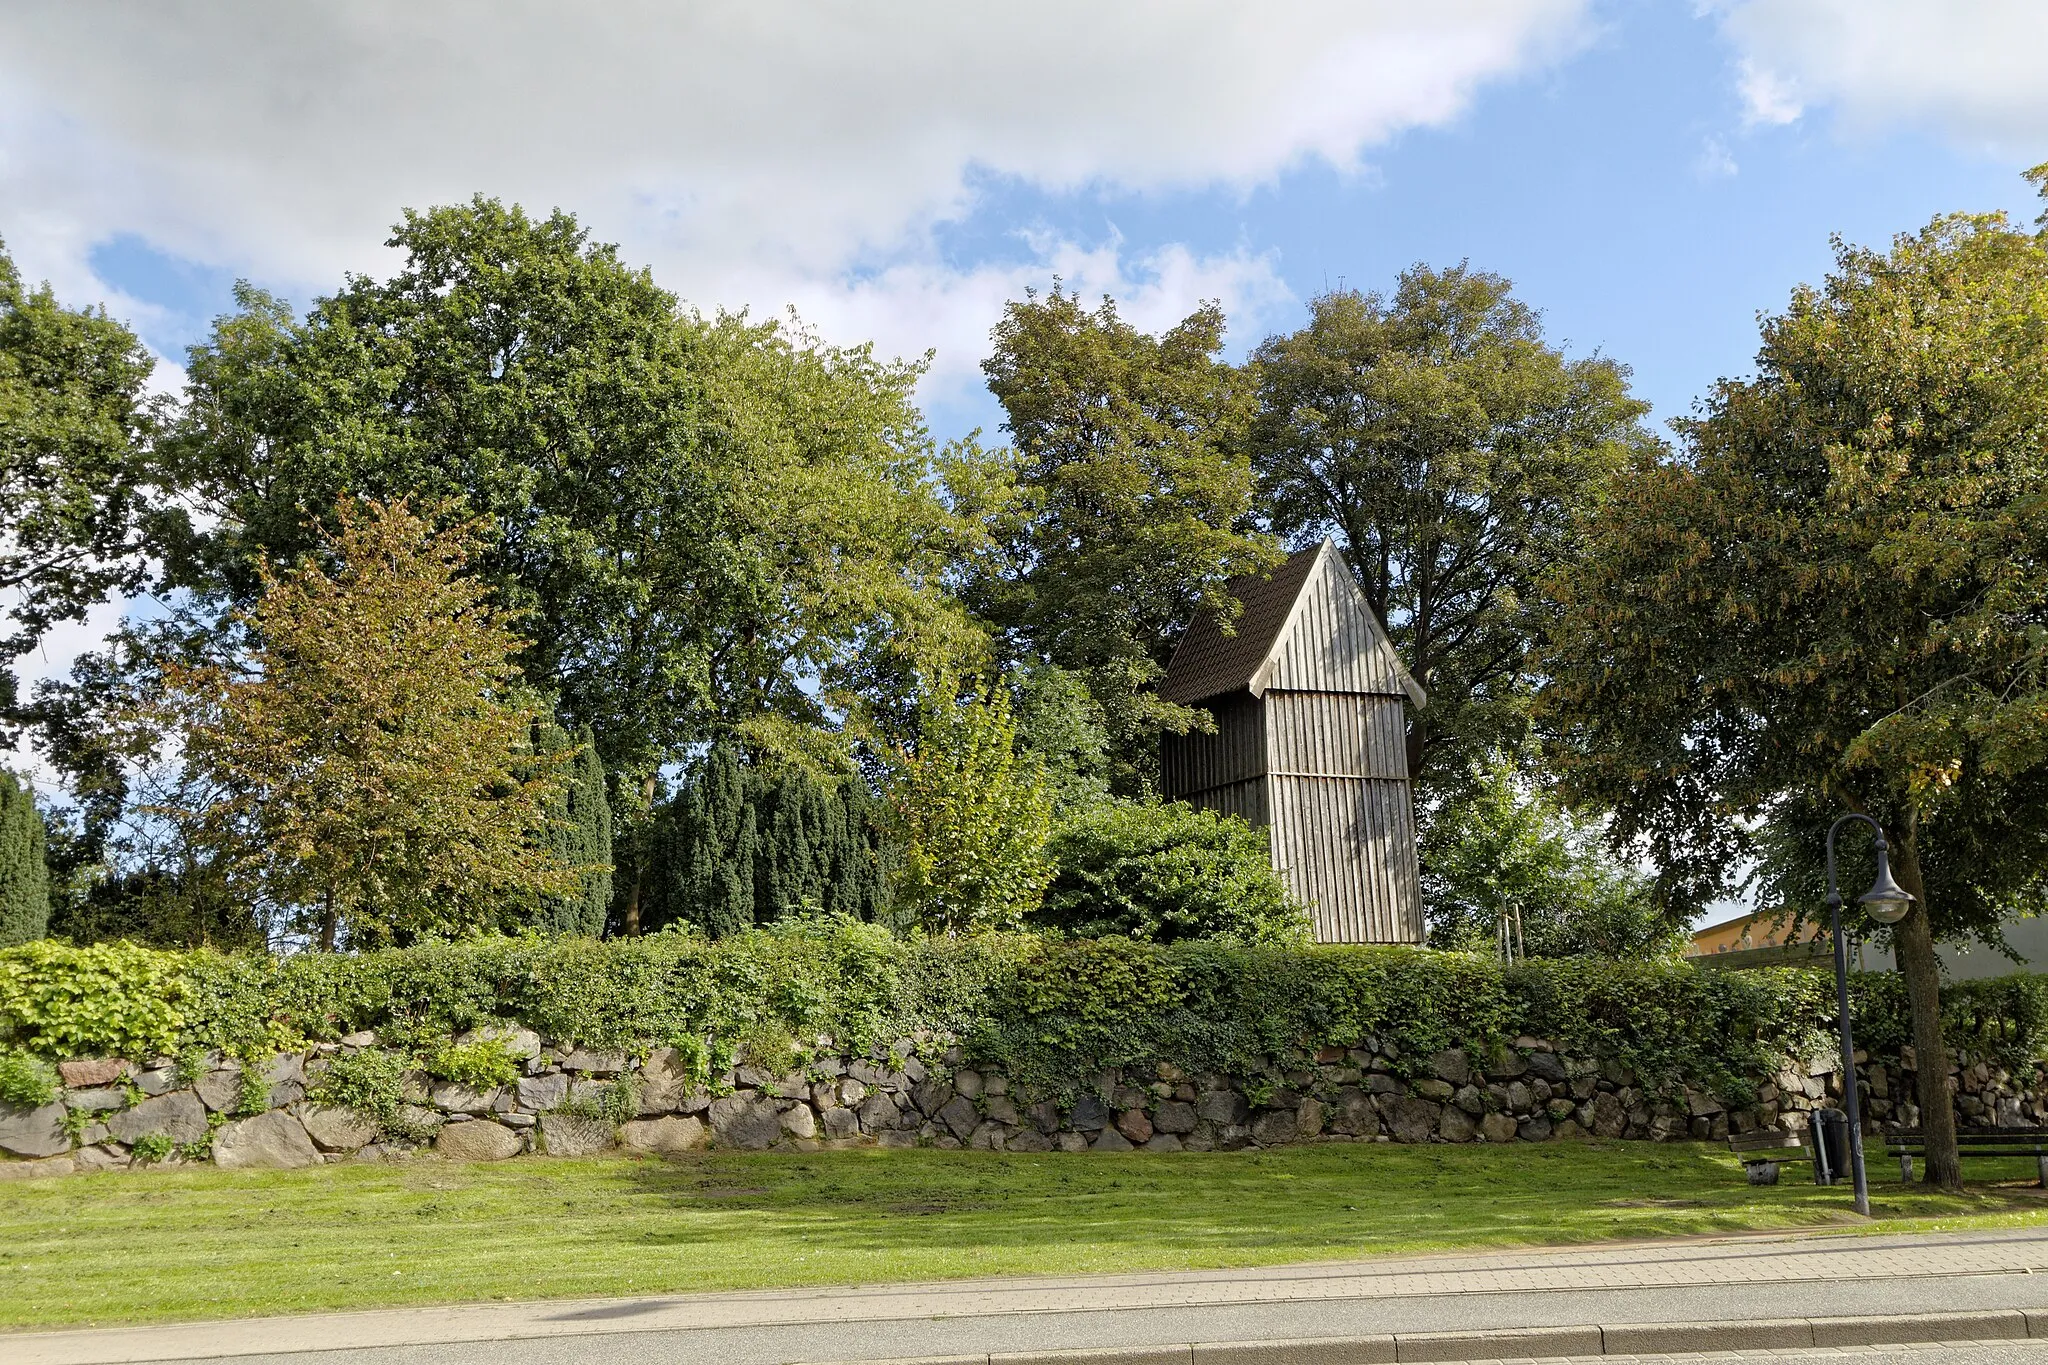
[1158,543,1324,706]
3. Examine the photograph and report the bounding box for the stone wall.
[1,1026,2039,1177]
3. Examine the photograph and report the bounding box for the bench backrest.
[1729,1129,1806,1154]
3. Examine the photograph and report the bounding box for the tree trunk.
[622,774,657,937]
[318,889,338,952]
[1891,826,1961,1191]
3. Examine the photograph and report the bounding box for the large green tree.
[1249,268,1653,802]
[153,197,976,926]
[1543,192,2048,1189]
[961,287,1277,791]
[0,240,157,714]
[145,499,577,949]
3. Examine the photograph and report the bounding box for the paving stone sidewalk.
[16,1226,2048,1365]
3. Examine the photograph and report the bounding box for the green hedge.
[3,927,2038,1102]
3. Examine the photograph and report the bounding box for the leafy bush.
[1,925,2039,1106]
[308,1047,421,1141]
[0,1050,58,1107]
[426,1037,521,1089]
[1035,800,1308,944]
[547,1077,636,1125]
[130,1132,175,1164]
[0,939,185,1058]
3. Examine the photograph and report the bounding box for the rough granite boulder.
[1249,1109,1298,1146]
[540,1114,616,1156]
[1439,1105,1478,1142]
[1429,1049,1472,1086]
[108,1091,208,1146]
[857,1091,903,1136]
[1152,1099,1198,1134]
[1090,1125,1134,1152]
[57,1059,128,1088]
[937,1095,980,1141]
[1326,1089,1378,1137]
[430,1082,501,1114]
[636,1047,690,1114]
[1117,1109,1156,1144]
[438,1120,524,1161]
[779,1104,818,1139]
[302,1105,378,1152]
[1194,1090,1247,1126]
[710,1095,784,1149]
[213,1112,321,1169]
[1480,1111,1520,1143]
[195,1066,244,1113]
[516,1073,570,1112]
[0,1102,69,1158]
[1386,1096,1441,1144]
[619,1115,706,1153]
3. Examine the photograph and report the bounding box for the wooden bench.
[1886,1127,2048,1187]
[1729,1127,1822,1185]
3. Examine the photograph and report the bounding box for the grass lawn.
[5,1140,2048,1330]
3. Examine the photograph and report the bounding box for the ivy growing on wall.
[0,927,2037,1102]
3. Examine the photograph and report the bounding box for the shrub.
[425,1037,521,1089]
[1035,800,1308,944]
[0,939,185,1058]
[0,1050,58,1108]
[308,1047,423,1142]
[0,925,2034,1106]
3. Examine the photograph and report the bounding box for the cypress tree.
[641,743,887,939]
[0,771,50,947]
[528,724,613,935]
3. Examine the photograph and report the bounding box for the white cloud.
[1693,135,1739,179]
[1735,59,1802,127]
[1713,1,2048,151]
[0,0,1592,388]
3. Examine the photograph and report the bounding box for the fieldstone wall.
[1,1026,2038,1177]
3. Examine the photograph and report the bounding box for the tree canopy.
[962,287,1277,791]
[144,498,578,948]
[0,239,158,716]
[1250,268,1653,802]
[1543,202,2048,1187]
[160,198,978,794]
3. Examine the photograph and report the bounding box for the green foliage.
[547,1076,637,1125]
[528,723,613,936]
[158,197,977,804]
[0,771,49,946]
[885,677,1054,933]
[0,924,1953,1108]
[0,238,158,685]
[234,1064,271,1116]
[0,1049,58,1107]
[643,745,886,938]
[129,1132,174,1164]
[1252,269,1653,803]
[425,1037,521,1089]
[1010,664,1114,816]
[1035,800,1306,944]
[960,286,1279,792]
[1423,757,1680,960]
[0,938,184,1058]
[307,1047,423,1142]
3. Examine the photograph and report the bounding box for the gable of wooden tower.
[1158,540,1426,944]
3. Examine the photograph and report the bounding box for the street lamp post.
[1823,813,1915,1217]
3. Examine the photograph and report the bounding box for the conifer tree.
[0,770,49,946]
[529,723,613,935]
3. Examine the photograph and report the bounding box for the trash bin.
[1812,1108,1851,1185]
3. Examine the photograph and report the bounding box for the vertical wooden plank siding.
[1267,774,1421,943]
[1158,692,1266,800]
[1260,552,1411,698]
[1157,548,1424,947]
